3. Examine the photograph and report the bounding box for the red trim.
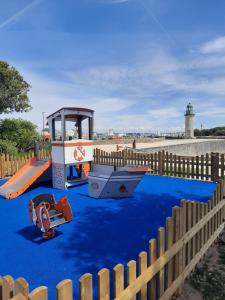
[52,142,93,147]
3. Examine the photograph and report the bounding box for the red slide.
[0,158,52,199]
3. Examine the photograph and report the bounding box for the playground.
[0,174,216,299]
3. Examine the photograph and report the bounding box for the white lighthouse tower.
[184,102,195,139]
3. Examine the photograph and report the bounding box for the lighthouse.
[184,103,195,139]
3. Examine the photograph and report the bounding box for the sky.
[0,0,225,133]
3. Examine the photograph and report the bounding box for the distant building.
[184,102,195,139]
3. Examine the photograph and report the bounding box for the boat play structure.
[0,107,95,199]
[88,165,151,198]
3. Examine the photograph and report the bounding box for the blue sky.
[1,0,225,132]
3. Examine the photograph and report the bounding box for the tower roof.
[185,102,195,116]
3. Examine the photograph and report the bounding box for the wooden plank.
[127,261,136,300]
[158,228,165,297]
[158,152,163,175]
[169,153,173,176]
[15,278,29,297]
[196,156,199,179]
[196,202,201,253]
[166,217,173,288]
[28,287,48,300]
[114,264,124,298]
[191,156,195,179]
[186,157,190,178]
[138,252,147,300]
[11,295,27,300]
[0,276,3,300]
[206,153,209,180]
[149,239,156,300]
[165,152,169,175]
[178,156,181,177]
[221,154,225,178]
[98,269,110,300]
[186,201,192,265]
[172,207,180,280]
[56,279,72,300]
[79,274,93,300]
[174,155,177,176]
[182,156,186,178]
[191,202,197,257]
[159,222,225,300]
[201,155,204,180]
[114,200,225,300]
[200,203,204,250]
[204,204,208,244]
[2,275,14,300]
[181,201,187,272]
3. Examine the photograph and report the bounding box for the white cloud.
[200,36,225,54]
[6,34,225,132]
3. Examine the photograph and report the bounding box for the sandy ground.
[95,139,212,152]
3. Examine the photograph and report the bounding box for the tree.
[0,61,31,114]
[0,118,38,152]
[0,139,18,155]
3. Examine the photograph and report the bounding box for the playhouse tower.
[47,107,94,189]
[184,102,195,139]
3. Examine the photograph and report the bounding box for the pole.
[42,112,46,135]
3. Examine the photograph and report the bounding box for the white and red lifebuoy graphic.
[74,146,86,161]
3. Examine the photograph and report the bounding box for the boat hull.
[88,165,147,198]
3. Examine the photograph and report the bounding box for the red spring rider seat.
[29,193,72,239]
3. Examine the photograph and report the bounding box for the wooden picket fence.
[0,148,224,183]
[0,150,51,179]
[94,148,225,182]
[1,148,225,299]
[1,178,225,300]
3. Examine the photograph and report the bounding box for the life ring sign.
[74,146,86,161]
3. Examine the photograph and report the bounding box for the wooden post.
[123,149,128,166]
[158,228,165,297]
[113,264,124,298]
[2,276,14,300]
[158,151,163,176]
[211,152,220,182]
[1,155,6,179]
[139,252,147,300]
[127,261,136,300]
[166,217,173,288]
[172,207,181,281]
[15,278,29,298]
[98,269,110,300]
[186,201,192,264]
[181,201,187,272]
[56,279,72,300]
[149,239,156,300]
[79,274,93,300]
[191,202,197,257]
[28,287,48,300]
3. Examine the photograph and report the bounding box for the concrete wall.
[94,137,165,145]
[140,139,225,156]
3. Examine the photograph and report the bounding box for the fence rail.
[1,149,225,299]
[94,148,225,181]
[1,179,225,299]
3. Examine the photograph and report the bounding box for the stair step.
[49,209,63,219]
[50,218,66,228]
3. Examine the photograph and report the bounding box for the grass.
[189,233,225,300]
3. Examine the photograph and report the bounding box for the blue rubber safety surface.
[0,175,216,299]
